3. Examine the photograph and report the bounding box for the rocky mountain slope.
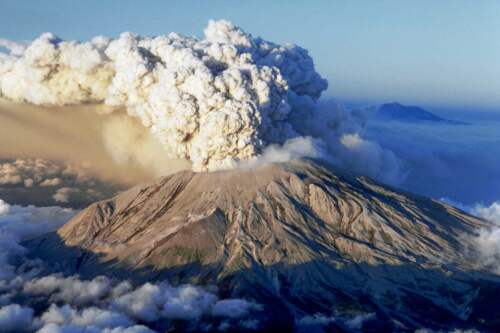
[29,159,500,332]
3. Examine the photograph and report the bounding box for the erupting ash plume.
[0,20,327,172]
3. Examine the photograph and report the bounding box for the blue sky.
[1,0,499,110]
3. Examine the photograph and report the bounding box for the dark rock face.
[29,159,500,332]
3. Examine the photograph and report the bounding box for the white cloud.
[37,323,156,333]
[297,313,335,327]
[0,158,116,207]
[24,275,112,306]
[0,199,9,216]
[471,201,500,224]
[474,227,500,274]
[211,299,262,318]
[40,304,133,329]
[238,136,324,169]
[0,304,36,332]
[24,179,34,188]
[296,312,375,331]
[0,199,73,282]
[161,285,217,320]
[441,199,500,274]
[100,326,156,333]
[112,283,221,322]
[0,39,27,56]
[52,187,82,204]
[344,312,375,330]
[0,159,89,187]
[110,283,164,323]
[39,178,62,187]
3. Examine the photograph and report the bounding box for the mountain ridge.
[357,102,467,124]
[27,159,500,332]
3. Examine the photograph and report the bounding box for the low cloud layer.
[296,312,376,332]
[363,117,500,205]
[0,158,123,207]
[0,198,263,332]
[0,198,73,283]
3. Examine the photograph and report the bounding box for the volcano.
[29,159,500,332]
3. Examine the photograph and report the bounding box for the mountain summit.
[357,102,466,124]
[30,159,500,332]
[376,102,445,122]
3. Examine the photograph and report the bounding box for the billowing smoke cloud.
[0,198,263,332]
[0,39,26,56]
[238,136,324,169]
[0,20,327,172]
[100,115,189,178]
[291,100,407,185]
[4,19,498,196]
[0,20,409,189]
[234,104,407,185]
[0,101,190,182]
[0,101,193,206]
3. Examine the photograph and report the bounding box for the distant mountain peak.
[377,102,445,122]
[354,102,466,124]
